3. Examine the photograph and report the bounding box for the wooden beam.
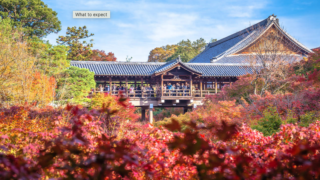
[190,75,193,97]
[200,80,203,97]
[109,77,112,95]
[161,74,164,97]
[215,78,218,94]
[125,77,128,97]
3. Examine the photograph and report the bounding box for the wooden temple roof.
[189,14,313,64]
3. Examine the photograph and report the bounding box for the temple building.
[71,14,313,122]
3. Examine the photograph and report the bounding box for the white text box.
[73,11,110,18]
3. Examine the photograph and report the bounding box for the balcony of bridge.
[91,89,219,107]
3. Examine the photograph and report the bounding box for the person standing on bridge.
[104,85,110,94]
[129,85,134,97]
[162,84,166,96]
[176,83,181,96]
[181,83,186,96]
[167,83,172,96]
[99,84,104,92]
[186,83,190,96]
[172,84,176,96]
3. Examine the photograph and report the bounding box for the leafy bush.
[300,112,316,127]
[252,107,282,136]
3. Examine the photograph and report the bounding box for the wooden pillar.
[190,75,193,97]
[156,81,159,97]
[200,80,203,97]
[161,74,164,97]
[141,108,146,121]
[215,78,218,94]
[109,77,112,95]
[125,77,128,97]
[141,77,144,97]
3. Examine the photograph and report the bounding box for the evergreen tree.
[0,0,61,38]
[56,26,94,60]
[57,66,96,104]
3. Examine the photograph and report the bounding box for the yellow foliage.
[148,45,178,62]
[88,93,138,121]
[0,20,55,107]
[89,93,120,111]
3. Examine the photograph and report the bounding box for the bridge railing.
[161,89,191,97]
[92,89,217,98]
[192,90,217,97]
[93,90,158,98]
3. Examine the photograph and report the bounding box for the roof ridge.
[153,57,180,73]
[70,61,166,65]
[206,17,269,49]
[153,56,203,74]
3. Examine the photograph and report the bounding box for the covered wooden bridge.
[71,57,253,121]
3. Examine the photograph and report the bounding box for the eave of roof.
[70,60,255,77]
[153,56,202,75]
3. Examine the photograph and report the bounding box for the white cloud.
[225,0,268,18]
[145,13,198,42]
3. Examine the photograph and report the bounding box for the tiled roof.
[212,55,251,64]
[70,60,254,77]
[153,56,202,74]
[187,64,254,77]
[71,61,163,76]
[189,34,247,63]
[153,57,182,74]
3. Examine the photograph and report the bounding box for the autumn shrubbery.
[2,100,320,179]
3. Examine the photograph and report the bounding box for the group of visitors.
[96,83,193,97]
[162,83,191,96]
[96,84,155,97]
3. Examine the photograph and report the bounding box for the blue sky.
[44,0,320,62]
